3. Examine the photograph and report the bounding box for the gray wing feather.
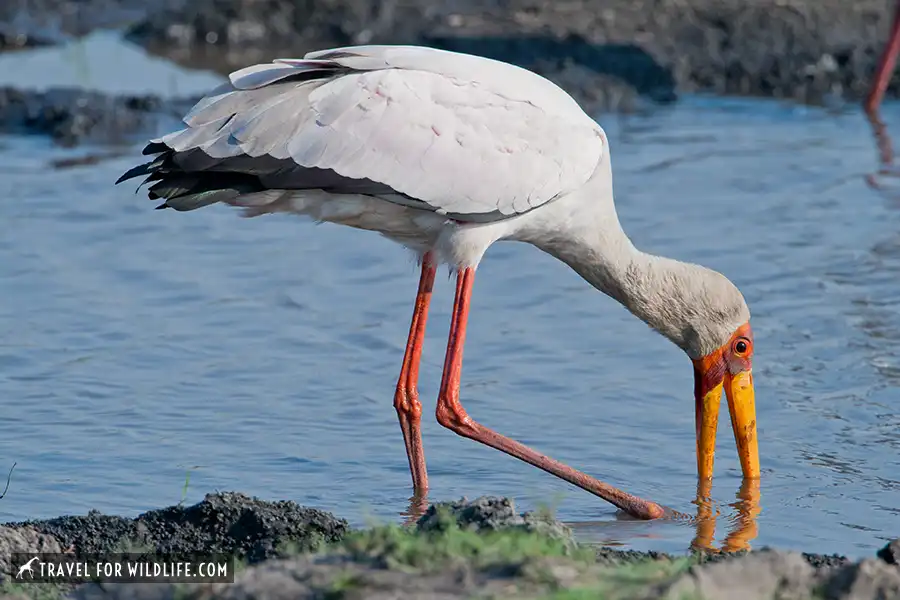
[124,45,604,222]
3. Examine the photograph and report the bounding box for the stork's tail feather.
[116,145,265,212]
[115,52,395,213]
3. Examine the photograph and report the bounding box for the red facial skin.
[693,322,754,397]
[691,322,755,481]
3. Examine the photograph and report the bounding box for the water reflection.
[864,109,900,196]
[402,492,430,525]
[851,110,900,386]
[690,478,761,553]
[559,478,761,553]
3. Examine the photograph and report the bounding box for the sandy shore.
[0,492,897,599]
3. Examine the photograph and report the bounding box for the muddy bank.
[0,493,897,599]
[0,87,197,146]
[0,0,147,52]
[5,492,348,565]
[0,0,895,145]
[125,0,896,110]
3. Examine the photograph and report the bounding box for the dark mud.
[125,0,896,109]
[0,0,147,51]
[0,87,197,146]
[0,493,897,599]
[6,492,348,564]
[0,0,897,146]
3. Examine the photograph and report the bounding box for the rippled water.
[1,34,898,558]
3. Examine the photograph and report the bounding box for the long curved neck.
[526,172,739,359]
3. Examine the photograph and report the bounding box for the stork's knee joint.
[436,400,472,433]
[394,387,423,420]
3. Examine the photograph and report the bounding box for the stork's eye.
[733,338,750,355]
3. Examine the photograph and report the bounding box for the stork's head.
[692,321,759,481]
[642,263,760,482]
[569,246,761,483]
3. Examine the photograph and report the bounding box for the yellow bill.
[693,322,760,480]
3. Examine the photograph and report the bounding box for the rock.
[659,549,815,600]
[194,556,478,600]
[11,491,349,563]
[821,558,900,600]
[595,547,674,567]
[72,582,180,600]
[0,525,64,582]
[876,539,900,565]
[803,552,852,569]
[0,593,36,600]
[416,496,572,541]
[0,87,196,146]
[72,555,503,600]
[515,556,584,588]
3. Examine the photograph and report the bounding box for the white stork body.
[148,46,605,266]
[119,45,761,520]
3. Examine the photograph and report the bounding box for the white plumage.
[136,45,604,265]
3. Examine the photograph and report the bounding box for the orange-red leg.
[394,252,436,492]
[434,267,667,520]
[866,0,900,115]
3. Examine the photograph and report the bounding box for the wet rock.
[821,558,900,600]
[12,492,349,564]
[0,525,64,582]
[0,87,195,146]
[803,552,853,569]
[876,538,900,565]
[595,546,674,567]
[416,496,572,541]
[659,549,816,600]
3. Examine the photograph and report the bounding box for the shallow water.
[1,34,899,558]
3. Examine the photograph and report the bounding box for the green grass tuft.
[333,507,592,573]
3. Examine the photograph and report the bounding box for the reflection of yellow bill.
[723,478,762,552]
[690,478,717,552]
[690,478,761,553]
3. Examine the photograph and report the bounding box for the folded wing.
[119,45,605,223]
